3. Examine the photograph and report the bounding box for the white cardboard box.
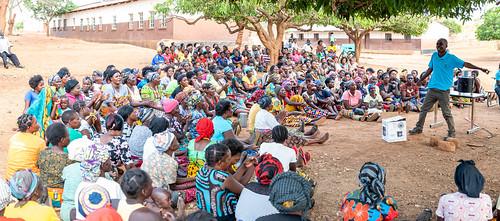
[382,116,407,143]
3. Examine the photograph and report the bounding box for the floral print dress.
[340,189,398,221]
[93,134,132,167]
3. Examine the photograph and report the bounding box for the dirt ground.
[0,33,499,220]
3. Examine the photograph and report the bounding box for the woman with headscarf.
[201,83,219,116]
[141,131,196,203]
[256,171,314,221]
[65,79,84,108]
[4,170,59,221]
[379,73,401,112]
[48,74,64,97]
[162,98,188,149]
[128,126,153,167]
[84,207,123,221]
[60,137,93,221]
[174,90,192,120]
[6,114,45,179]
[340,162,398,221]
[171,74,191,99]
[141,131,179,190]
[141,72,166,105]
[73,141,126,220]
[76,184,114,220]
[0,178,20,220]
[206,67,230,99]
[185,91,208,139]
[235,154,282,220]
[436,160,493,221]
[186,118,215,178]
[122,70,141,103]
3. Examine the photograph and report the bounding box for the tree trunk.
[354,37,362,63]
[235,28,244,49]
[269,47,279,67]
[0,0,8,34]
[44,22,50,36]
[7,12,15,35]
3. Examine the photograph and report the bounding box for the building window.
[80,19,83,31]
[128,13,134,30]
[385,33,392,41]
[404,34,411,41]
[298,33,304,40]
[160,14,167,28]
[57,19,61,30]
[72,18,76,30]
[149,11,155,29]
[98,17,102,31]
[86,18,90,31]
[92,17,96,31]
[313,33,319,40]
[138,12,144,29]
[53,20,56,30]
[112,16,117,30]
[63,19,67,31]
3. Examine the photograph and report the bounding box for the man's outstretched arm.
[464,62,489,74]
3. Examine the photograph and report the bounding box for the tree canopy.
[23,0,76,36]
[156,0,328,65]
[290,0,494,20]
[440,19,462,34]
[328,15,429,62]
[476,7,499,40]
[156,0,494,65]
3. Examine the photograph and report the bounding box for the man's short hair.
[437,38,448,45]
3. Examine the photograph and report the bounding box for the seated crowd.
[1,41,498,221]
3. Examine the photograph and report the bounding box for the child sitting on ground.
[61,110,82,151]
[51,95,71,120]
[147,188,186,220]
[72,100,94,139]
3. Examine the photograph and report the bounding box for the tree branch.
[217,21,245,34]
[288,23,313,32]
[340,24,356,40]
[267,21,274,41]
[171,15,205,25]
[256,8,272,21]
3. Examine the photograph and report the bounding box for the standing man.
[0,32,23,69]
[409,38,489,138]
[495,63,500,106]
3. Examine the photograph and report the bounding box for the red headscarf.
[255,153,284,185]
[85,207,123,221]
[195,118,214,142]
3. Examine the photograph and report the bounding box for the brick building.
[50,0,253,49]
[286,22,450,52]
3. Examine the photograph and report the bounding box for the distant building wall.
[50,0,247,48]
[420,22,450,50]
[287,29,421,51]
